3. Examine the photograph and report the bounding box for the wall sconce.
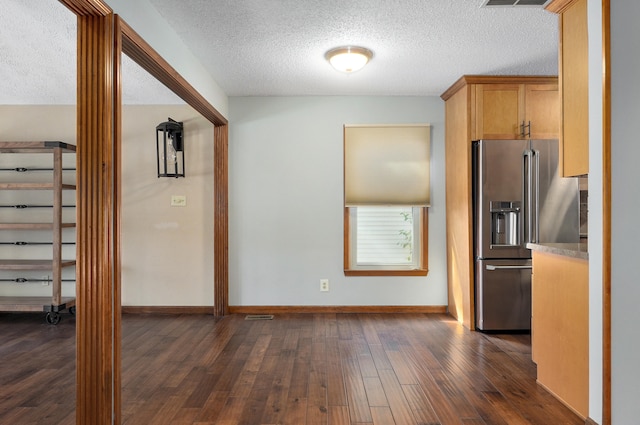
[156,117,185,178]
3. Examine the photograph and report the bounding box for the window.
[349,205,424,269]
[343,124,430,276]
[344,206,428,275]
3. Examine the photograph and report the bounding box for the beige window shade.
[344,124,431,206]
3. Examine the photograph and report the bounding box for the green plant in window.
[398,211,413,261]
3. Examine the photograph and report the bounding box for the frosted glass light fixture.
[325,46,373,73]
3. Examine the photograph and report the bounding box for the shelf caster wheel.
[69,306,76,316]
[46,312,61,325]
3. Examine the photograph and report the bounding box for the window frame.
[344,206,429,276]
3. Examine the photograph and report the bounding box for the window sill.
[344,269,429,277]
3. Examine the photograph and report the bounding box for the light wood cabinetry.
[524,84,562,140]
[441,75,558,329]
[475,82,559,140]
[531,250,588,419]
[547,0,589,176]
[0,141,76,324]
[474,84,523,139]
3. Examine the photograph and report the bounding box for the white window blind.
[351,206,420,269]
[344,124,431,207]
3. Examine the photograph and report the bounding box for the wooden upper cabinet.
[548,0,589,176]
[475,84,523,139]
[525,84,560,140]
[475,82,559,140]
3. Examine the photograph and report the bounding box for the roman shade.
[344,124,431,206]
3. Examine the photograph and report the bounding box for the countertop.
[526,242,589,261]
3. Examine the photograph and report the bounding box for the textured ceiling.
[147,0,559,96]
[0,0,558,104]
[0,0,183,105]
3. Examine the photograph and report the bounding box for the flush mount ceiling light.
[325,46,373,73]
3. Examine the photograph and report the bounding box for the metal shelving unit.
[0,141,76,324]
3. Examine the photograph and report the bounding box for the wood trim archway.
[74,8,121,423]
[118,20,229,317]
[601,0,611,423]
[59,0,229,422]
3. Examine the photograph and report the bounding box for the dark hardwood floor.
[0,312,583,424]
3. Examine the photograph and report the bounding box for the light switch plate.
[171,195,186,207]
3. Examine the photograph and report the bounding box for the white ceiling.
[0,0,559,104]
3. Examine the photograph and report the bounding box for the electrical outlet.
[320,279,329,292]
[171,195,187,207]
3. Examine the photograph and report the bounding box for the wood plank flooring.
[0,312,584,424]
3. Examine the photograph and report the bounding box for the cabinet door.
[561,0,589,176]
[525,84,559,140]
[475,84,524,139]
[531,265,537,364]
[531,251,588,418]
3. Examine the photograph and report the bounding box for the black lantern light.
[156,117,185,178]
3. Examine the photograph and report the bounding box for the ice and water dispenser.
[490,201,521,246]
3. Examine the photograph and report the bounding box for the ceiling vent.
[482,0,551,7]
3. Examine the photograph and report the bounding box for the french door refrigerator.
[472,139,579,331]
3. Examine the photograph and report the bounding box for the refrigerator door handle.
[532,149,540,243]
[486,264,533,270]
[523,150,533,244]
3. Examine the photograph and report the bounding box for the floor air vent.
[482,0,550,7]
[245,314,274,320]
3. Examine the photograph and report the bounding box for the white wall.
[121,105,214,306]
[228,96,447,307]
[609,2,640,423]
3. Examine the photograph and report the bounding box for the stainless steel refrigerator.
[472,139,579,331]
